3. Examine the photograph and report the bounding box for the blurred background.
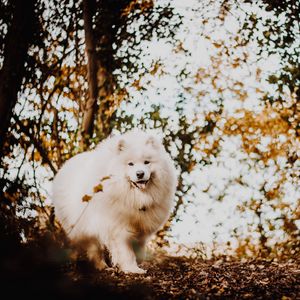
[0,0,299,261]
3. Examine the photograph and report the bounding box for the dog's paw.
[94,259,108,271]
[122,265,147,274]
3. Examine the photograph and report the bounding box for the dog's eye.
[128,162,134,166]
[144,160,150,165]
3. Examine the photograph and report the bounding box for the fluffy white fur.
[52,130,177,274]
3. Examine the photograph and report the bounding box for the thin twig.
[13,115,57,174]
[31,148,51,220]
[66,202,90,236]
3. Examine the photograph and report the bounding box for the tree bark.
[0,0,36,160]
[81,0,99,143]
[81,0,123,147]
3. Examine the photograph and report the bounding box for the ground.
[1,239,299,300]
[68,255,299,299]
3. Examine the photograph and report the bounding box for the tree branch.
[13,116,57,174]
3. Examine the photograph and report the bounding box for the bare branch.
[13,116,57,174]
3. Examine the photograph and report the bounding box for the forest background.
[0,0,299,286]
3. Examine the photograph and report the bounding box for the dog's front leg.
[132,238,147,263]
[110,235,146,274]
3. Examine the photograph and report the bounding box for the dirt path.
[67,256,300,299]
[1,239,299,300]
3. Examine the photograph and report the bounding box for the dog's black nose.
[136,170,144,179]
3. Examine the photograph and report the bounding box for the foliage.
[222,0,300,258]
[0,0,299,260]
[0,0,182,243]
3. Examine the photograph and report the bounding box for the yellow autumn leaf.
[33,151,42,161]
[82,194,92,202]
[93,184,103,193]
[212,42,222,48]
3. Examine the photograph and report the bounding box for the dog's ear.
[146,136,159,149]
[117,139,126,152]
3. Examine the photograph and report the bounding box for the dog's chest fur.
[124,201,167,237]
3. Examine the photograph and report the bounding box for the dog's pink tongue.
[137,182,147,189]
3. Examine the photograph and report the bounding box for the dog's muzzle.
[131,179,149,190]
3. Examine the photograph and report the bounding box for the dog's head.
[115,131,163,190]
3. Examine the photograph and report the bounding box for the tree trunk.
[81,0,121,148]
[0,0,36,160]
[97,63,114,140]
[81,0,99,144]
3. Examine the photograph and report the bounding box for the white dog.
[52,130,177,274]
